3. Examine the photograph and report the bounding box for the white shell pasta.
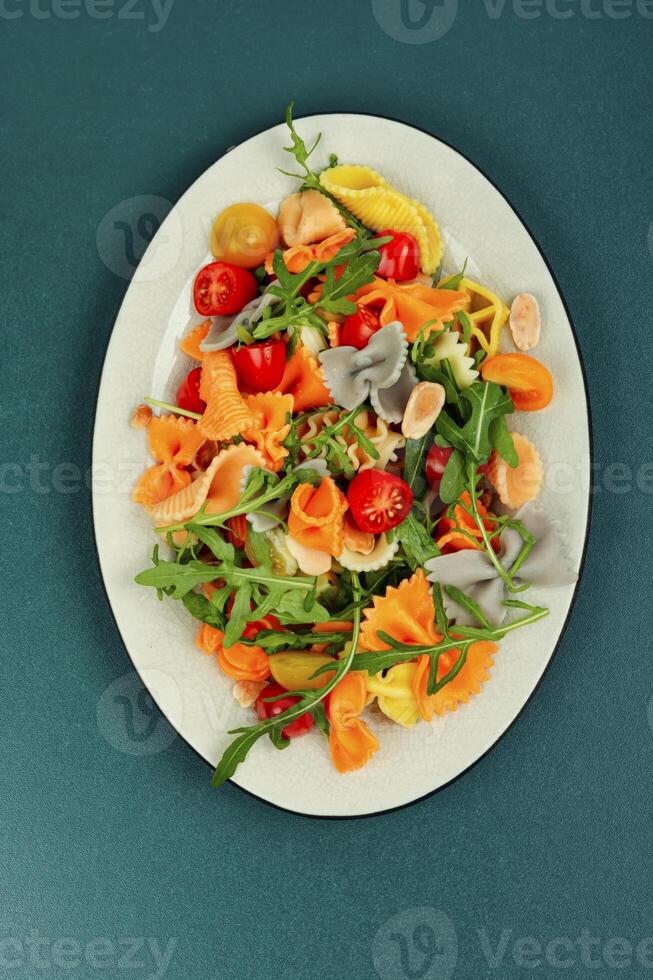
[338,534,399,573]
[297,409,405,473]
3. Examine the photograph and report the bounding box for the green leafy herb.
[438,448,467,505]
[250,234,387,341]
[489,415,518,467]
[436,381,514,465]
[350,583,548,690]
[279,102,365,234]
[211,574,365,788]
[439,260,468,290]
[289,405,380,479]
[395,509,440,570]
[403,429,435,498]
[181,591,226,631]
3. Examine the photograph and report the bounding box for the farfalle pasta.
[133,105,571,789]
[243,392,294,472]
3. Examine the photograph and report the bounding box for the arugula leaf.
[311,701,330,737]
[223,583,252,648]
[251,236,382,341]
[457,309,473,346]
[187,525,235,563]
[245,528,272,569]
[439,260,468,290]
[439,448,467,504]
[278,102,366,235]
[268,727,291,751]
[403,429,435,497]
[211,574,365,789]
[181,591,226,630]
[395,510,439,570]
[436,382,514,464]
[134,557,218,599]
[281,101,322,178]
[212,726,270,786]
[489,415,518,467]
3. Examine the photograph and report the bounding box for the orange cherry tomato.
[480,353,553,411]
[210,203,278,269]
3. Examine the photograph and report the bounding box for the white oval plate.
[93,114,591,818]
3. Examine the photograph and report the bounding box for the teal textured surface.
[1,2,652,978]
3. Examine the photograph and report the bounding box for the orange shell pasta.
[132,464,191,508]
[355,278,467,343]
[198,350,255,441]
[218,642,271,683]
[360,569,440,652]
[242,391,294,472]
[180,320,212,361]
[288,477,348,557]
[196,623,223,656]
[413,641,497,721]
[272,345,333,413]
[328,672,380,774]
[144,443,266,524]
[487,432,543,509]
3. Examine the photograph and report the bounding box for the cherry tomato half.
[193,261,258,317]
[425,445,453,491]
[341,303,382,350]
[176,367,206,415]
[210,203,279,269]
[376,229,420,282]
[231,340,286,392]
[347,470,413,534]
[255,682,314,739]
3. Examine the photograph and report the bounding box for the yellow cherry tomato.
[210,203,278,269]
[269,651,335,691]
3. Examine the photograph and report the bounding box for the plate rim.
[91,110,593,820]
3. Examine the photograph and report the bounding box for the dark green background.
[2,1,652,978]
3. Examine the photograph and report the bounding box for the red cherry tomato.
[376,229,420,282]
[347,470,413,534]
[193,261,258,316]
[255,682,314,739]
[425,445,453,490]
[341,303,382,350]
[231,340,286,391]
[176,367,206,415]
